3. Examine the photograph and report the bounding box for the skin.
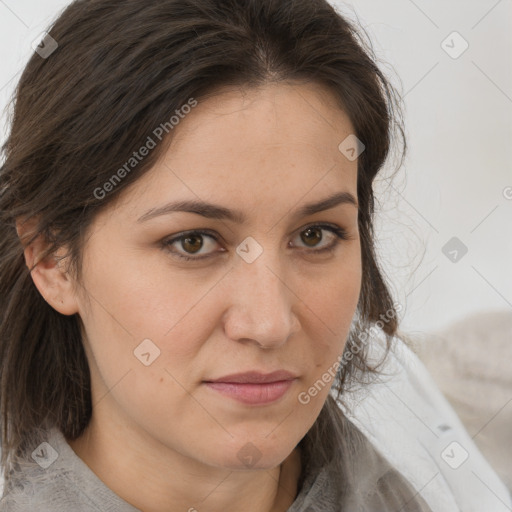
[18,81,362,512]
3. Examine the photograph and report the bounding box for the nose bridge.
[224,247,299,346]
[244,255,286,309]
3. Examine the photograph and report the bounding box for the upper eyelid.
[180,221,343,236]
[164,223,346,248]
[166,223,343,242]
[162,224,349,261]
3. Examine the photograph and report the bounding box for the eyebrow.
[137,191,358,224]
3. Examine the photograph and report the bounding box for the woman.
[0,0,509,511]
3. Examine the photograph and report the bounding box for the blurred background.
[0,0,511,496]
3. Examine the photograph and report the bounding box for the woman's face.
[69,82,361,471]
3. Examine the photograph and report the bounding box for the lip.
[203,370,298,405]
[204,380,296,405]
[204,370,297,384]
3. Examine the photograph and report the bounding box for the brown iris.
[301,227,322,247]
[181,234,204,254]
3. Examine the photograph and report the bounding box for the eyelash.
[161,223,350,262]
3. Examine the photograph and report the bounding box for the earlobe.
[30,249,79,316]
[16,218,80,316]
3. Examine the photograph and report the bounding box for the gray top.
[0,426,335,512]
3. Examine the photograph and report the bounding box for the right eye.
[162,230,225,261]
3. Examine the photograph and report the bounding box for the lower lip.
[204,379,295,405]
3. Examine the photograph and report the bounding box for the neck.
[67,415,303,512]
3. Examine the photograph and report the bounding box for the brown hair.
[0,0,409,499]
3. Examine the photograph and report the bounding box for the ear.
[15,216,80,316]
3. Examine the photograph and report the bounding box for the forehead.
[114,82,359,222]
[170,81,354,154]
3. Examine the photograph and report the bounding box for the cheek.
[77,272,215,433]
[77,249,218,395]
[305,254,362,348]
[294,266,361,416]
[292,268,361,419]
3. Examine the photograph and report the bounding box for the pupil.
[183,235,203,253]
[302,227,321,247]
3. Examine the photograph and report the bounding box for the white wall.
[1,0,511,334]
[334,0,512,334]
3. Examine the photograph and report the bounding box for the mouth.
[203,380,296,405]
[203,370,298,405]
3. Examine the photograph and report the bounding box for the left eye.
[162,224,348,261]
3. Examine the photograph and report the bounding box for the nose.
[221,256,301,349]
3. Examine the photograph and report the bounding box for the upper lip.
[204,370,297,384]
